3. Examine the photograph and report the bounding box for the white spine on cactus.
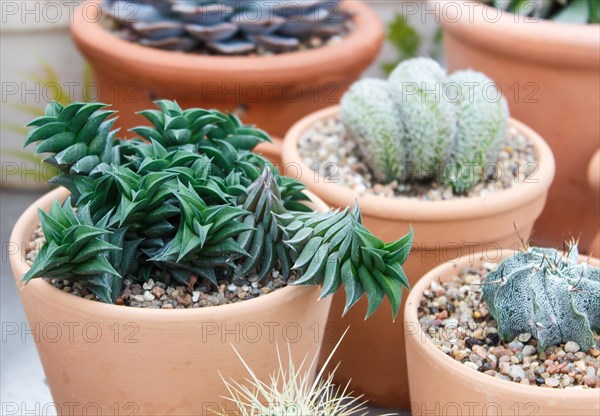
[388,58,457,179]
[447,70,509,186]
[340,78,406,183]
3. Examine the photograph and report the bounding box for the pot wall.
[282,105,555,407]
[435,0,600,251]
[10,188,333,415]
[404,251,600,416]
[1,1,85,190]
[70,0,384,138]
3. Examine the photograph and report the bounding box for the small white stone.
[544,377,560,387]
[509,365,526,381]
[143,291,155,301]
[192,291,200,302]
[518,333,532,343]
[565,341,580,353]
[522,345,536,357]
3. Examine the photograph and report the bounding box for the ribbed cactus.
[447,70,509,193]
[482,244,600,351]
[388,58,456,179]
[340,57,509,194]
[340,79,406,183]
[102,0,350,54]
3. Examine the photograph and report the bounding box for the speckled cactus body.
[388,58,457,179]
[102,0,351,54]
[340,58,510,194]
[482,245,600,351]
[447,70,509,192]
[340,79,406,183]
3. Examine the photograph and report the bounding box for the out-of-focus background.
[0,1,436,414]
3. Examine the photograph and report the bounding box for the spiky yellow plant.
[218,331,391,416]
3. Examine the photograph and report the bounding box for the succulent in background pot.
[1,0,85,190]
[10,100,413,414]
[433,0,600,251]
[70,0,384,150]
[282,57,555,407]
[404,244,600,416]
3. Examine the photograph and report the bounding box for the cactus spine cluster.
[482,244,600,351]
[341,57,509,193]
[22,100,413,319]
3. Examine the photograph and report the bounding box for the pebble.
[418,264,600,389]
[509,365,526,381]
[518,333,532,342]
[143,291,155,301]
[522,345,536,357]
[565,341,581,353]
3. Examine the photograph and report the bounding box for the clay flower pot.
[404,250,600,416]
[433,0,600,251]
[70,0,384,153]
[588,149,600,255]
[281,105,555,407]
[10,187,332,416]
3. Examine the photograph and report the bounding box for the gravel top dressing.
[26,225,293,309]
[299,116,538,200]
[418,261,600,388]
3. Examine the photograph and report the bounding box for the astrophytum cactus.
[340,57,510,193]
[102,0,351,54]
[482,244,600,351]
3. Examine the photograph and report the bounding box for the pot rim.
[429,0,600,68]
[404,249,600,397]
[70,0,383,85]
[281,105,556,222]
[9,186,329,318]
[588,149,600,194]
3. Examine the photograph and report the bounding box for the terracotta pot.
[255,139,284,172]
[588,149,600,256]
[281,105,555,407]
[70,0,383,142]
[433,0,600,251]
[404,250,600,416]
[10,187,332,415]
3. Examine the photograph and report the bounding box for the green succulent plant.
[22,100,413,319]
[339,79,406,183]
[340,57,509,194]
[479,0,599,24]
[482,243,600,351]
[102,0,351,54]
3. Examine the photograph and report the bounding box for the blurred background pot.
[434,0,600,251]
[1,0,85,190]
[70,0,384,161]
[404,250,600,416]
[588,149,600,255]
[9,187,332,415]
[282,105,555,407]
